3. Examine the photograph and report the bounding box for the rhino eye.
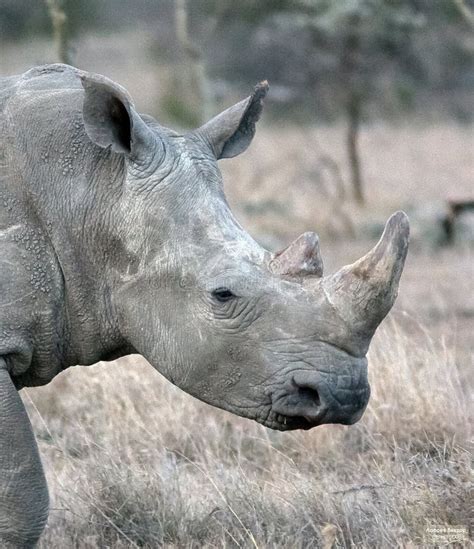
[212,288,236,303]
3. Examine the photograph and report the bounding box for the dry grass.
[26,320,471,548]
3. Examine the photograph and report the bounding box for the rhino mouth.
[273,412,327,431]
[253,408,328,431]
[261,399,366,431]
[260,366,370,431]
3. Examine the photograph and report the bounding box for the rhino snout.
[270,363,370,430]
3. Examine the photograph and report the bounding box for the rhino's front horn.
[270,232,324,277]
[322,211,410,343]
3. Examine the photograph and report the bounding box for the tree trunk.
[45,0,73,65]
[452,0,474,27]
[340,15,365,204]
[175,0,212,124]
[347,91,364,204]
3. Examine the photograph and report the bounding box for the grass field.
[15,119,472,547]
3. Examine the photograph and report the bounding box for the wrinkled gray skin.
[0,64,409,547]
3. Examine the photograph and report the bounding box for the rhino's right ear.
[197,81,269,160]
[80,73,157,162]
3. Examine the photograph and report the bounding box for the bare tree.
[211,0,424,206]
[452,0,474,27]
[174,0,213,124]
[45,0,73,65]
[339,11,364,204]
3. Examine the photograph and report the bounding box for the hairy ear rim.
[196,80,269,160]
[219,80,269,159]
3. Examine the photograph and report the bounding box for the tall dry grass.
[23,315,471,548]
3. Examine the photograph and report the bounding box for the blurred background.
[1,1,473,547]
[1,1,473,242]
[1,1,473,234]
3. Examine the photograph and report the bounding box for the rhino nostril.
[291,375,322,409]
[296,385,321,408]
[271,375,328,425]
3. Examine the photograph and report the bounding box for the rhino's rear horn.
[322,211,409,341]
[270,232,324,277]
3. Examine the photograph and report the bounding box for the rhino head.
[80,73,409,430]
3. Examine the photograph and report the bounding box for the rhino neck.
[22,147,134,369]
[52,160,135,367]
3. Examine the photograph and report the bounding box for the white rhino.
[0,64,409,547]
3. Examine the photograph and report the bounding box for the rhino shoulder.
[16,63,81,92]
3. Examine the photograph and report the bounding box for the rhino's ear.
[197,81,269,160]
[80,73,156,160]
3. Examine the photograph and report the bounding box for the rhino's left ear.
[80,72,157,162]
[197,81,269,160]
